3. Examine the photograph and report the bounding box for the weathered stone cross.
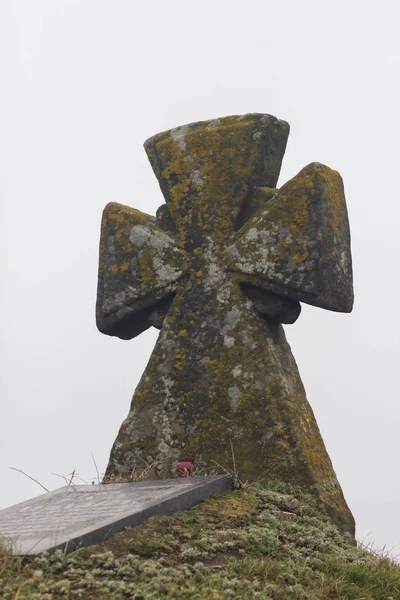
[96,114,354,535]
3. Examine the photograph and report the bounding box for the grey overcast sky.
[1,0,399,552]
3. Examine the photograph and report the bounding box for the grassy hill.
[1,481,399,599]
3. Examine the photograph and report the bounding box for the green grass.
[1,481,399,599]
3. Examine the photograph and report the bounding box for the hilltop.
[1,481,399,599]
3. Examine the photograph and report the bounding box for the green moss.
[144,114,288,250]
[1,483,398,599]
[99,116,354,538]
[229,161,353,313]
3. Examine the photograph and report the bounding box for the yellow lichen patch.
[103,203,153,254]
[144,115,288,248]
[137,246,157,287]
[108,261,131,274]
[173,348,186,371]
[99,118,354,539]
[203,359,219,373]
[227,161,352,312]
[291,249,310,263]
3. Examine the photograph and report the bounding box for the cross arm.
[96,202,184,339]
[227,162,354,313]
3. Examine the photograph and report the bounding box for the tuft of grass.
[1,482,399,599]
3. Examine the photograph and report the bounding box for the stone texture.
[227,162,353,312]
[0,476,231,555]
[96,113,355,536]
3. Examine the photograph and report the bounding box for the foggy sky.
[1,0,399,554]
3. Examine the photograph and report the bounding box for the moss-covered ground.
[1,481,399,599]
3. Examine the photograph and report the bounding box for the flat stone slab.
[0,475,232,555]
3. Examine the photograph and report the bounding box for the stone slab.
[0,475,232,555]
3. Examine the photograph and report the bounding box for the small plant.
[209,440,268,491]
[9,452,106,496]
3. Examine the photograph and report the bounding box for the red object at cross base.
[177,459,194,477]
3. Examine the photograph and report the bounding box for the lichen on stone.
[96,114,355,537]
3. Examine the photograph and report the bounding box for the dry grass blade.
[68,468,76,486]
[210,458,240,488]
[51,472,70,485]
[103,458,164,484]
[51,472,87,486]
[91,452,101,484]
[12,586,22,599]
[133,461,158,481]
[230,440,237,480]
[0,539,23,580]
[211,442,243,488]
[9,467,49,493]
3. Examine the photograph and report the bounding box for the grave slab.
[0,475,232,555]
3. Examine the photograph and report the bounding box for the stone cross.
[96,114,355,536]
